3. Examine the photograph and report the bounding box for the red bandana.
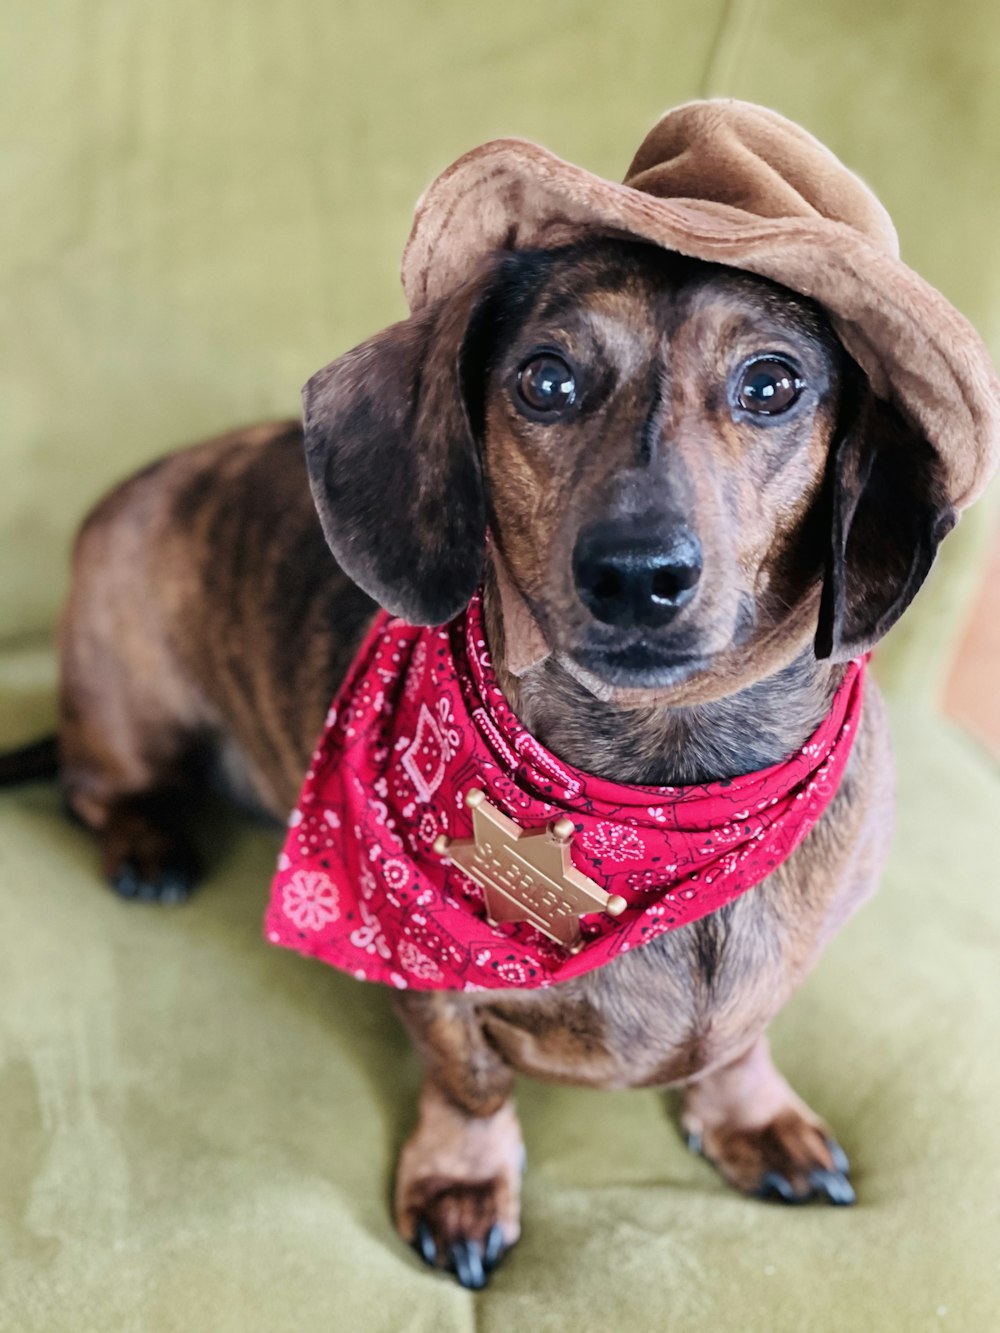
[265,593,865,991]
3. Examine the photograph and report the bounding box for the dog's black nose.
[573,524,703,629]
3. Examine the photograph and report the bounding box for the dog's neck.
[481,575,841,787]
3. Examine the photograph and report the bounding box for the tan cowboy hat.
[402,98,1000,510]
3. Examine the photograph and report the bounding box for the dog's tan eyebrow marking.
[684,278,834,348]
[720,311,828,351]
[531,268,640,325]
[570,305,653,382]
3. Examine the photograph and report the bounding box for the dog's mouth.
[566,637,709,690]
[556,584,756,691]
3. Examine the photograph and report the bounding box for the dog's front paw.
[686,1107,854,1206]
[395,1088,523,1288]
[98,794,201,904]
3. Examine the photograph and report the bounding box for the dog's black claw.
[450,1239,487,1290]
[685,1131,703,1157]
[483,1223,505,1272]
[111,862,141,899]
[413,1220,437,1268]
[155,873,193,905]
[825,1138,851,1176]
[809,1168,856,1206]
[757,1170,801,1204]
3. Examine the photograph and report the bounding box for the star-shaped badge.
[434,787,627,951]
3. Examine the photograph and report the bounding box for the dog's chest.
[478,891,791,1089]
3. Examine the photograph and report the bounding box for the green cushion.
[4,1,1000,1327]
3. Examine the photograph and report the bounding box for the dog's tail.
[0,735,60,786]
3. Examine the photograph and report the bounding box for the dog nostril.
[650,564,698,603]
[591,567,624,604]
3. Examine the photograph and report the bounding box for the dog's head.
[302,239,953,700]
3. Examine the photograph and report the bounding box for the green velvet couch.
[3,3,998,1328]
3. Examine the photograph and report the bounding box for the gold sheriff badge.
[433,787,627,951]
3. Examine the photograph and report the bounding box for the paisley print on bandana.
[265,592,866,991]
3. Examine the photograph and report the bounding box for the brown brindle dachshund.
[12,238,950,1288]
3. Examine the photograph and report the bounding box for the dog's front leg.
[680,1033,855,1205]
[393,994,523,1288]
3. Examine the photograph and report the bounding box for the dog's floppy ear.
[302,265,498,624]
[815,379,956,662]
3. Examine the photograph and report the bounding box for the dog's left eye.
[516,353,577,416]
[736,358,803,415]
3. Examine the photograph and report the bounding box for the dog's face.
[303,238,952,697]
[476,245,843,689]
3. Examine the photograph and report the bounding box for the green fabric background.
[2,3,999,1329]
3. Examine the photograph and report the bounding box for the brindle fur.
[54,241,938,1286]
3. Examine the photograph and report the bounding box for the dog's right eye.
[515,353,577,416]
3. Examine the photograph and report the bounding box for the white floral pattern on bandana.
[580,821,647,861]
[282,868,340,931]
[398,939,444,982]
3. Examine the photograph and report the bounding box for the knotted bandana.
[265,594,865,991]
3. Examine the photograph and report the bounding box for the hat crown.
[624,99,899,258]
